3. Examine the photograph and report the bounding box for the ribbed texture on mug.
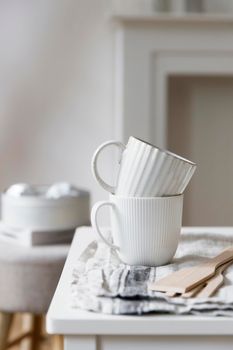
[116,137,196,197]
[110,195,183,266]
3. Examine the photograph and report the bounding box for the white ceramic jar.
[1,186,90,231]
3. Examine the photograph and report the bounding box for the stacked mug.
[91,136,196,266]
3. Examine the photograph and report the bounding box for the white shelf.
[111,12,233,25]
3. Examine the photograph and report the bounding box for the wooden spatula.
[149,246,233,294]
[181,282,206,298]
[195,259,232,298]
[181,259,232,298]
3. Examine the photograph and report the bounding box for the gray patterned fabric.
[71,229,233,316]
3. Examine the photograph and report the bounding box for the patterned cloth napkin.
[71,228,233,316]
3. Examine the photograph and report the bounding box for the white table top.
[46,226,233,336]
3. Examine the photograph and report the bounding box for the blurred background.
[0,0,115,207]
[1,0,233,225]
[2,1,233,349]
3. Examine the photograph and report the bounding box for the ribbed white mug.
[92,136,196,197]
[91,194,183,266]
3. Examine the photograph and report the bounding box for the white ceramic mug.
[91,194,183,266]
[92,136,196,197]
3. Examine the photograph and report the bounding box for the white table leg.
[64,335,97,350]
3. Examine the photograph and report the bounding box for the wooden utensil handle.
[210,246,233,269]
[183,259,233,299]
[196,260,233,298]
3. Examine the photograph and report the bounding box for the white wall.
[0,0,115,205]
[1,0,233,215]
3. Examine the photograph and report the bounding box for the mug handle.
[91,200,119,250]
[91,140,126,194]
